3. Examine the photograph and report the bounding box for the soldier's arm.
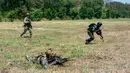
[27,18,32,29]
[96,29,104,42]
[30,24,32,29]
[100,33,104,42]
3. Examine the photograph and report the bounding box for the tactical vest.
[88,23,97,32]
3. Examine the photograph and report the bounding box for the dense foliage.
[0,0,130,21]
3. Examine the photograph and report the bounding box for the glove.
[96,29,102,35]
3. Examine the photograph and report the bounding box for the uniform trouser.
[20,27,32,37]
[47,56,60,64]
[25,55,48,68]
[86,31,94,43]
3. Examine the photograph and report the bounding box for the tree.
[105,1,130,18]
[86,8,94,19]
[30,8,43,21]
[57,7,66,19]
[79,7,87,19]
[44,8,57,20]
[70,8,78,20]
[6,10,17,22]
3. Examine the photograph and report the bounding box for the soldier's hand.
[100,35,104,42]
[96,29,101,35]
[101,37,104,42]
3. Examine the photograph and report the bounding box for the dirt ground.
[0,19,130,73]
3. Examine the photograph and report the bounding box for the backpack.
[88,23,96,28]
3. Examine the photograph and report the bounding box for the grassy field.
[0,19,130,73]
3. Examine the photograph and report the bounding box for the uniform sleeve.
[92,24,97,32]
[24,17,30,23]
[96,29,102,35]
[24,17,26,23]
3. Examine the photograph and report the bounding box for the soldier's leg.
[28,28,32,38]
[25,55,36,63]
[40,56,48,69]
[48,56,61,65]
[85,32,94,44]
[48,56,67,66]
[20,27,28,37]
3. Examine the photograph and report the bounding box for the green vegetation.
[0,0,130,21]
[0,19,130,73]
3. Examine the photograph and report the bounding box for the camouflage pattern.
[25,49,69,68]
[20,13,32,38]
[25,54,48,69]
[20,24,32,38]
[87,23,97,32]
[85,22,103,44]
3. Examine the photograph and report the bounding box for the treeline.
[0,0,130,21]
[105,1,130,18]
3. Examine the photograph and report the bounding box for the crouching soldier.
[85,22,104,44]
[20,13,32,38]
[25,48,69,69]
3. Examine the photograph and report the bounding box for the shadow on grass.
[85,42,96,45]
[23,36,31,38]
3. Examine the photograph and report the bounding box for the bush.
[6,10,17,22]
[94,8,102,19]
[6,8,24,22]
[79,7,88,19]
[110,10,120,19]
[0,16,2,22]
[57,7,66,19]
[129,12,130,18]
[106,9,110,19]
[79,7,94,19]
[86,8,94,19]
[30,9,43,21]
[70,8,78,20]
[44,8,57,20]
[0,12,2,22]
[102,8,107,19]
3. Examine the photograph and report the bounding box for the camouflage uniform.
[20,13,32,38]
[25,53,48,68]
[25,48,68,68]
[45,48,68,66]
[85,22,103,44]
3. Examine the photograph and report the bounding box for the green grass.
[0,19,130,73]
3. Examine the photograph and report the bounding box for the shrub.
[70,8,78,20]
[0,16,2,22]
[44,8,57,20]
[79,7,94,19]
[6,10,17,22]
[0,12,2,22]
[79,7,88,19]
[57,7,66,19]
[86,8,94,19]
[94,8,102,19]
[30,9,43,21]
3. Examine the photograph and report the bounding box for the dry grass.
[0,19,130,73]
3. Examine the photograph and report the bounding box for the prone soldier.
[25,48,69,69]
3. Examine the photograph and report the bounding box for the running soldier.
[20,13,32,38]
[85,22,104,44]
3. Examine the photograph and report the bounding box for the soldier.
[85,22,104,44]
[20,13,32,38]
[25,48,69,69]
